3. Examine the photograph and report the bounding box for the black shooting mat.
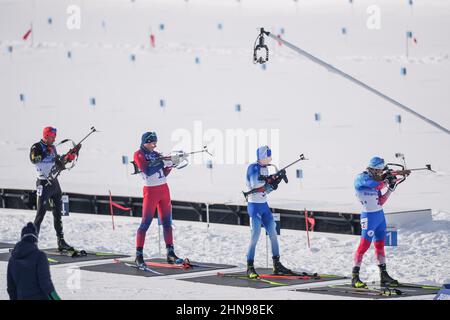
[179,268,347,289]
[79,258,235,278]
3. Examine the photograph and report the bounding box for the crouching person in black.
[7,222,61,300]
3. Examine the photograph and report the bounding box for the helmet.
[43,126,57,139]
[257,145,272,161]
[368,156,385,170]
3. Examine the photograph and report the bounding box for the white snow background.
[0,0,449,299]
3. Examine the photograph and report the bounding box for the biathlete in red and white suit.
[351,156,399,288]
[133,131,182,267]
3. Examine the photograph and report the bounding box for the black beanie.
[21,222,38,243]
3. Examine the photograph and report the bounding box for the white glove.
[170,151,187,167]
[162,159,174,168]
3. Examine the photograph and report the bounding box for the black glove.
[385,174,397,191]
[278,169,288,183]
[266,174,282,190]
[54,155,66,171]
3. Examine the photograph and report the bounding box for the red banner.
[109,190,132,230]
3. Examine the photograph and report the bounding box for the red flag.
[109,190,132,230]
[307,217,316,231]
[150,34,155,48]
[304,209,311,249]
[22,28,32,41]
[413,37,418,44]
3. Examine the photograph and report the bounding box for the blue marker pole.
[90,97,96,110]
[406,31,413,57]
[401,67,407,77]
[296,169,303,188]
[341,27,348,46]
[395,114,402,132]
[122,155,129,177]
[7,45,13,59]
[408,0,414,15]
[314,112,322,127]
[19,93,26,107]
[206,159,213,184]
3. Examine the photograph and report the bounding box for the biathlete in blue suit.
[245,145,293,279]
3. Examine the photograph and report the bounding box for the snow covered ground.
[0,0,449,213]
[0,208,448,300]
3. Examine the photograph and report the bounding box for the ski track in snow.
[0,208,448,300]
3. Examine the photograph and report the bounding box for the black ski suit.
[29,140,65,237]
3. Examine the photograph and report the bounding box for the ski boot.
[246,261,259,279]
[135,254,146,268]
[379,264,399,287]
[166,245,181,264]
[272,256,294,275]
[57,236,74,252]
[351,266,368,289]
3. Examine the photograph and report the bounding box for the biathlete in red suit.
[133,131,181,267]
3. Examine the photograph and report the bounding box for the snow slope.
[0,0,449,214]
[0,208,448,300]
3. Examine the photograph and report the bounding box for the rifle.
[45,127,98,185]
[131,145,212,174]
[242,154,308,201]
[382,163,434,187]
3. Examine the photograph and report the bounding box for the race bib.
[37,185,43,197]
[361,217,368,230]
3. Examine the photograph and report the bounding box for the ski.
[45,249,88,258]
[329,284,403,296]
[160,258,213,269]
[146,261,188,269]
[373,282,441,290]
[93,252,123,257]
[259,274,320,280]
[217,272,288,286]
[307,287,396,297]
[124,263,165,275]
